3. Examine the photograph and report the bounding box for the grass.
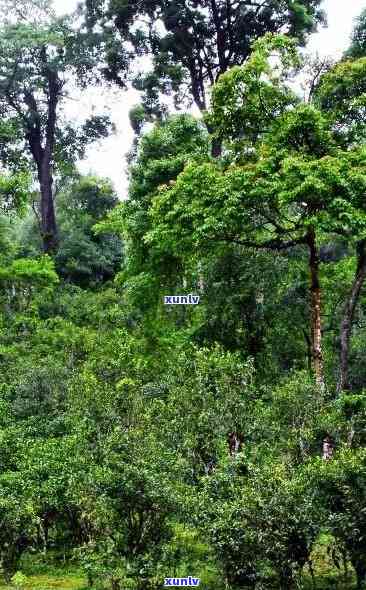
[0,537,358,590]
[0,568,87,590]
[302,535,357,590]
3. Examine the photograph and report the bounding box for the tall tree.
[84,0,325,117]
[145,36,366,388]
[0,19,111,253]
[337,239,366,392]
[95,114,209,310]
[315,54,366,391]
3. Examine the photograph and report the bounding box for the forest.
[1,0,366,589]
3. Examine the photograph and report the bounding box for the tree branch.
[220,233,308,251]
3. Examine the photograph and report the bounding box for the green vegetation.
[2,568,85,590]
[1,1,366,589]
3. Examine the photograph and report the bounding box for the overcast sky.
[54,0,366,198]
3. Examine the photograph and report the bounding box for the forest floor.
[302,536,356,589]
[0,572,357,590]
[0,543,358,590]
[0,567,86,590]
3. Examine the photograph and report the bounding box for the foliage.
[54,175,123,286]
[0,4,366,590]
[9,572,28,590]
[95,114,208,311]
[306,450,366,588]
[0,173,29,215]
[0,15,112,251]
[347,8,366,58]
[84,0,325,115]
[0,20,110,172]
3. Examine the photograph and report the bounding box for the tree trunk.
[25,50,60,254]
[303,328,312,374]
[211,135,222,157]
[110,576,121,590]
[352,557,366,590]
[279,565,295,590]
[40,56,60,254]
[205,121,223,157]
[307,227,325,390]
[38,156,58,253]
[337,239,366,393]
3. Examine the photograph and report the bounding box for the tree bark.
[211,135,223,157]
[352,557,366,590]
[24,48,60,254]
[302,328,312,374]
[205,122,223,157]
[307,227,325,390]
[26,128,58,253]
[40,51,60,253]
[337,239,366,393]
[38,153,58,253]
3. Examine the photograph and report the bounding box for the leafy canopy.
[84,0,325,115]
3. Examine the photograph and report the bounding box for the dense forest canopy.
[2,1,366,590]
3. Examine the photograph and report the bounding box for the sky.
[53,0,366,198]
